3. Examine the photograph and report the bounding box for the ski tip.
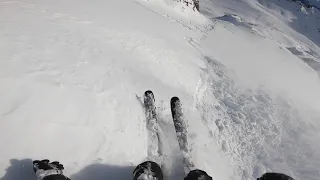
[144,90,153,96]
[144,90,155,100]
[170,97,181,112]
[170,96,180,104]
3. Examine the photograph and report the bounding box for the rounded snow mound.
[218,14,243,23]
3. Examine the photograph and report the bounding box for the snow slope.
[0,0,320,180]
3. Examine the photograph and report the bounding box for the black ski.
[144,90,156,120]
[144,90,162,159]
[170,97,195,174]
[132,91,163,180]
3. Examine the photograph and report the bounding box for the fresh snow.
[0,0,320,180]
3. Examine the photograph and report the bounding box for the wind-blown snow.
[0,0,320,180]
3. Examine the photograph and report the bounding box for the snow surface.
[0,0,320,180]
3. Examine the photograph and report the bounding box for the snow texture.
[0,0,320,180]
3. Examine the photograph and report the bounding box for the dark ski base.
[133,161,163,180]
[144,90,156,118]
[144,90,162,158]
[170,97,188,152]
[170,96,195,172]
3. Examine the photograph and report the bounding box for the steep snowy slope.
[0,1,210,180]
[202,0,320,70]
[0,0,320,180]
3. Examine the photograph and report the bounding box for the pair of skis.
[31,90,196,180]
[143,90,195,177]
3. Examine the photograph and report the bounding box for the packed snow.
[0,0,320,180]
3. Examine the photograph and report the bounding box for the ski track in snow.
[194,56,320,180]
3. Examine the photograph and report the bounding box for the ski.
[131,91,163,180]
[170,97,195,174]
[144,90,162,160]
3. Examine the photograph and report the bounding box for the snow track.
[195,56,320,180]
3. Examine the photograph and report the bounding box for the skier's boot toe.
[133,161,163,180]
[184,169,212,180]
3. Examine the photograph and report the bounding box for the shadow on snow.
[0,158,134,180]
